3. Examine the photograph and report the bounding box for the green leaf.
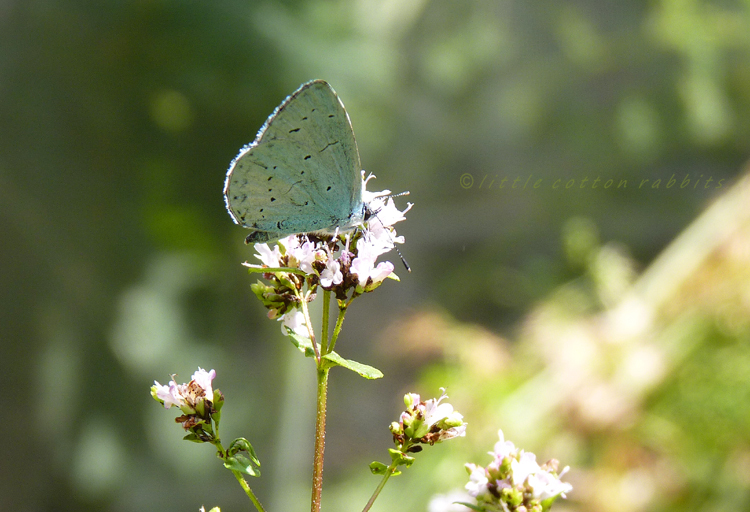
[454,502,483,511]
[413,423,430,439]
[182,432,201,443]
[213,390,224,411]
[387,448,415,468]
[287,331,316,357]
[224,454,260,477]
[388,448,404,463]
[321,351,383,379]
[245,265,307,276]
[369,461,388,475]
[405,419,428,440]
[228,438,261,466]
[540,494,563,511]
[150,385,162,404]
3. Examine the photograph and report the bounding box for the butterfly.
[224,80,371,244]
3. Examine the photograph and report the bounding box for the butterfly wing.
[224,80,364,242]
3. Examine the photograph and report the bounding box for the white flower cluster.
[247,177,411,338]
[464,430,572,512]
[391,389,467,445]
[152,367,222,440]
[153,367,216,412]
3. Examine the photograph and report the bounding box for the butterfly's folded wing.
[225,139,355,236]
[224,80,364,240]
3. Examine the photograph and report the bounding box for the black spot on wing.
[320,140,339,152]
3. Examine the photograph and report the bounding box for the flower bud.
[404,393,419,408]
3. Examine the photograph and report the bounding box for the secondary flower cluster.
[371,390,466,478]
[390,389,467,446]
[464,430,572,512]
[151,368,223,442]
[248,177,412,338]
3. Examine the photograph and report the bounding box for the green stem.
[232,470,268,512]
[311,367,330,512]
[215,441,266,512]
[321,290,331,355]
[299,290,321,362]
[329,305,348,353]
[361,462,398,512]
[244,266,308,276]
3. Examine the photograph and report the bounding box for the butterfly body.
[224,80,366,243]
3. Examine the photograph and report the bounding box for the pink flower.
[320,257,343,288]
[153,367,216,412]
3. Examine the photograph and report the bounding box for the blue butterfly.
[224,80,370,244]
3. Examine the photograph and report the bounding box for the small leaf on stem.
[224,454,261,477]
[321,351,384,379]
[287,330,316,358]
[369,461,388,475]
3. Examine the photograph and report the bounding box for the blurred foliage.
[391,172,750,512]
[2,0,750,511]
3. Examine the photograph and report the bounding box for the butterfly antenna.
[390,192,412,272]
[388,190,410,199]
[368,209,411,273]
[364,190,412,272]
[395,244,411,272]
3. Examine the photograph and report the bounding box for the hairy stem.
[311,367,330,512]
[232,470,267,512]
[321,290,331,355]
[299,291,320,362]
[361,462,398,512]
[216,440,266,512]
[329,305,348,354]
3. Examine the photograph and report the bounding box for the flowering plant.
[461,430,572,512]
[150,173,572,512]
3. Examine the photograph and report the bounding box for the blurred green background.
[3,0,750,511]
